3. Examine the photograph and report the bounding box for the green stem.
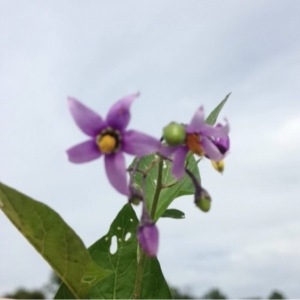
[133,247,146,299]
[133,157,164,299]
[150,158,163,220]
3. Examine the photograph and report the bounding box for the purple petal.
[201,136,224,161]
[201,121,229,138]
[67,140,101,163]
[186,106,205,133]
[158,144,177,158]
[172,146,188,180]
[215,135,230,154]
[106,93,139,130]
[137,223,159,257]
[122,130,161,156]
[104,152,129,195]
[68,97,104,137]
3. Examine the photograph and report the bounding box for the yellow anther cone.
[97,135,117,153]
[211,160,224,173]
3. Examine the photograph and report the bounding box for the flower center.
[96,128,121,154]
[186,133,204,156]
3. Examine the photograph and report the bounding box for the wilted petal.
[137,223,159,257]
[201,136,224,161]
[172,146,188,180]
[67,140,101,163]
[186,106,205,133]
[122,130,161,156]
[106,93,139,130]
[68,97,104,137]
[104,152,129,196]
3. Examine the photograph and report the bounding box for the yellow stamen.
[211,160,224,173]
[97,135,117,154]
[186,133,204,156]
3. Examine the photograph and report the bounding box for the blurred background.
[0,1,300,298]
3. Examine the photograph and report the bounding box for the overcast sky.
[1,0,300,298]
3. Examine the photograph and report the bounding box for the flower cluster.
[67,93,230,257]
[161,106,229,179]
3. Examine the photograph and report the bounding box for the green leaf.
[0,182,111,299]
[132,153,200,221]
[161,208,185,219]
[55,204,172,299]
[205,93,231,125]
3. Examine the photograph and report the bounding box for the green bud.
[163,122,186,146]
[195,189,211,212]
[129,183,143,205]
[129,196,142,206]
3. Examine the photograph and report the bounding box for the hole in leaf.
[163,161,167,169]
[125,232,132,241]
[130,218,134,222]
[110,236,118,255]
[154,179,157,184]
[117,226,122,230]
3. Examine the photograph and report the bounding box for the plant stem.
[150,158,163,220]
[133,157,164,299]
[133,247,146,299]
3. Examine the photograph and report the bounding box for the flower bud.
[129,195,142,205]
[163,122,186,146]
[137,223,159,257]
[195,189,211,212]
[128,183,143,205]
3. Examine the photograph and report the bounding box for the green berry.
[163,122,186,146]
[196,198,211,212]
[195,189,211,212]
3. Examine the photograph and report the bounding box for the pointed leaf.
[205,93,231,125]
[161,208,185,219]
[55,204,172,299]
[0,182,111,299]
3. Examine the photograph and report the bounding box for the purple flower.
[161,106,230,179]
[137,223,159,257]
[67,93,161,195]
[212,124,230,155]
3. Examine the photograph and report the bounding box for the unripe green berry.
[195,189,211,212]
[196,197,211,212]
[163,122,186,146]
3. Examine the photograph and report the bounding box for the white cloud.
[273,116,300,153]
[1,0,300,298]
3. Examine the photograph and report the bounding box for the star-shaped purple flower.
[67,93,161,195]
[162,106,230,179]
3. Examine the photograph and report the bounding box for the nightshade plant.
[0,92,231,299]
